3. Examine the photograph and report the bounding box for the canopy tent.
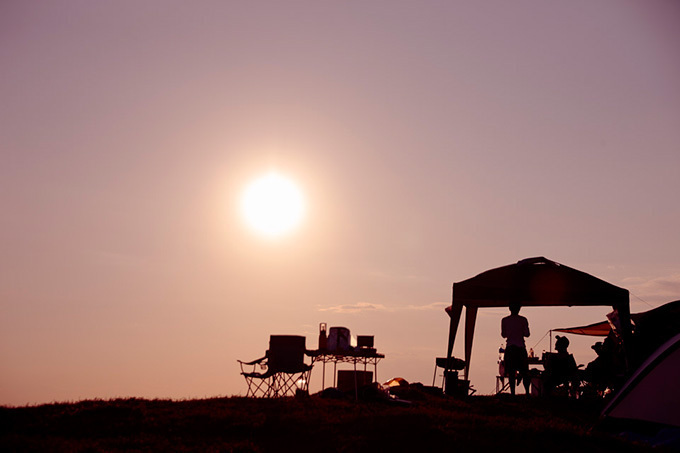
[445,257,631,383]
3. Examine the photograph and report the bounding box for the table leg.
[353,359,358,400]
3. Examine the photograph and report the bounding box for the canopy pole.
[464,306,478,381]
[614,296,632,371]
[445,284,463,391]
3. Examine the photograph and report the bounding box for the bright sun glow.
[241,172,305,237]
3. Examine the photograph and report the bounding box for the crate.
[337,370,373,394]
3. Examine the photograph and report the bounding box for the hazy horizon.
[2,1,679,405]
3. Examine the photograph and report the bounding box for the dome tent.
[601,333,680,428]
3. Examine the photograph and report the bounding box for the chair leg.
[242,368,312,398]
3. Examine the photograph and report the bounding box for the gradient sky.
[2,1,679,405]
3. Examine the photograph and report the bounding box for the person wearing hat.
[544,335,579,396]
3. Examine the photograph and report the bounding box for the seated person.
[543,335,579,396]
[584,332,627,394]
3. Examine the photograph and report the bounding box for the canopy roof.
[445,257,630,381]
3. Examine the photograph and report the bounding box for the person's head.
[591,341,603,356]
[509,302,521,315]
[555,335,570,352]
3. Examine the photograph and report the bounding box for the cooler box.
[444,371,470,397]
[327,327,350,352]
[337,370,373,394]
[357,335,374,348]
[531,377,543,396]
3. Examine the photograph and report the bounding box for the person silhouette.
[544,335,579,396]
[501,302,531,395]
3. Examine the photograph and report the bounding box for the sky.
[2,1,679,405]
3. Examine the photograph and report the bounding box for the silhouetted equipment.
[496,354,544,395]
[308,327,384,399]
[318,323,327,350]
[432,357,471,396]
[445,371,472,397]
[357,335,374,348]
[238,335,313,398]
[444,257,631,395]
[327,327,350,352]
[337,370,373,394]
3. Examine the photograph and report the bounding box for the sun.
[240,172,305,237]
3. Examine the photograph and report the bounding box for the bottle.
[529,348,534,358]
[318,323,327,350]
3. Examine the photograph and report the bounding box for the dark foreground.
[0,387,665,452]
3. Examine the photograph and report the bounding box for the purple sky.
[2,1,680,404]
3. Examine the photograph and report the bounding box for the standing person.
[501,302,531,395]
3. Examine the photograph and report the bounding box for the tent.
[601,332,680,428]
[445,257,631,383]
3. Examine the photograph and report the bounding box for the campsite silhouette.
[4,2,680,450]
[3,258,678,451]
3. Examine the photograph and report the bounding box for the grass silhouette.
[0,387,663,452]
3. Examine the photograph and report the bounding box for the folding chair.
[542,352,581,397]
[238,335,313,398]
[433,356,474,396]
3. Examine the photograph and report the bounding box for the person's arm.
[501,318,507,338]
[524,318,530,337]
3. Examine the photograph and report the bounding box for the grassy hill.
[0,387,663,452]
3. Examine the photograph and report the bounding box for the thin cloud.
[402,302,449,311]
[318,301,448,314]
[622,273,680,307]
[319,302,388,313]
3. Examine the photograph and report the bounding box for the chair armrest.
[237,356,267,366]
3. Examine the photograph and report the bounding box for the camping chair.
[542,352,581,397]
[238,335,313,398]
[433,356,466,387]
[433,356,474,396]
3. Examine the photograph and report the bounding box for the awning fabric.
[554,300,680,337]
[553,320,611,336]
[445,257,630,382]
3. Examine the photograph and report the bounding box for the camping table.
[307,349,385,397]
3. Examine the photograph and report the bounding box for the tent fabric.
[553,320,611,336]
[553,300,680,337]
[446,257,630,381]
[602,333,680,428]
[449,257,629,307]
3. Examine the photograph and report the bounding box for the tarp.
[445,257,630,383]
[553,300,680,364]
[553,320,612,336]
[602,332,680,428]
